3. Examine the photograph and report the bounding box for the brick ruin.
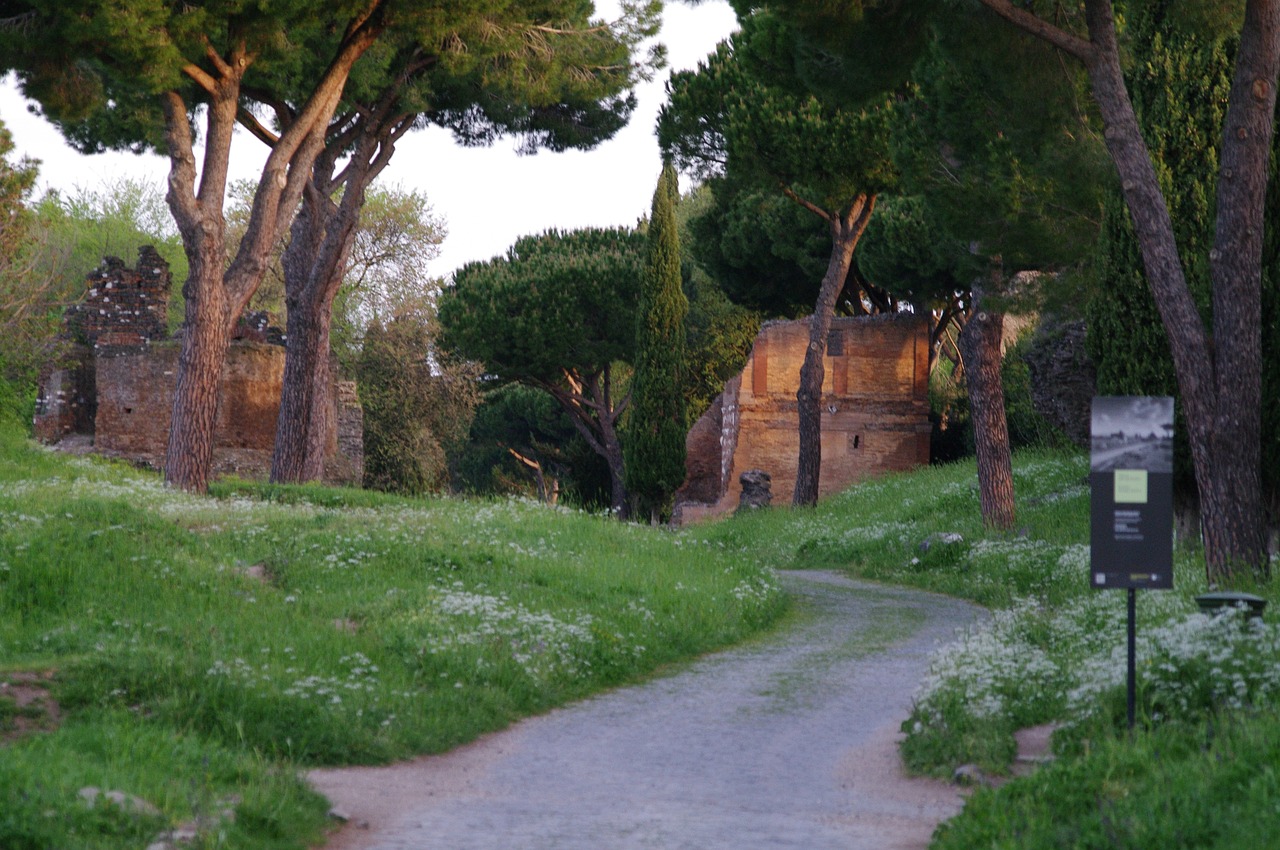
[673,313,932,524]
[34,247,363,484]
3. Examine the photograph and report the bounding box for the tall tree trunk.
[793,196,875,507]
[959,287,1015,529]
[270,91,412,484]
[165,259,234,494]
[161,16,383,492]
[271,178,357,484]
[601,411,629,519]
[978,0,1275,580]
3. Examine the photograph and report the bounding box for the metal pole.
[1127,587,1136,731]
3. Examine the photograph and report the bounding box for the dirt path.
[309,571,983,850]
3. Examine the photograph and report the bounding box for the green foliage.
[0,119,43,414]
[624,163,689,518]
[660,12,897,323]
[661,13,897,206]
[356,315,481,495]
[33,179,188,328]
[891,3,1107,282]
[856,194,973,310]
[452,383,610,509]
[439,228,643,386]
[1002,330,1070,451]
[685,182,833,316]
[681,269,760,422]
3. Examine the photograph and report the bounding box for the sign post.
[1089,396,1175,729]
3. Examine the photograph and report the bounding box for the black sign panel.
[1089,396,1174,589]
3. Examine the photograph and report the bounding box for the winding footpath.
[310,571,984,850]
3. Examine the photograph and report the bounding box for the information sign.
[1089,396,1174,589]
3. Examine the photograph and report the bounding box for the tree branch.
[976,0,1097,62]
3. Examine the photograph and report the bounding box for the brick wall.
[33,246,364,485]
[674,313,931,524]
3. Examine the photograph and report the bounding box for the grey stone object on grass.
[736,469,772,513]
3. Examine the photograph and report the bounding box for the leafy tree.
[1,0,395,492]
[660,12,896,506]
[855,194,974,374]
[438,227,643,517]
[265,3,662,485]
[357,313,481,495]
[976,0,1276,578]
[0,118,39,420]
[224,178,447,363]
[625,162,688,522]
[33,178,189,326]
[455,383,610,508]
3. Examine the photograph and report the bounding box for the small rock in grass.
[952,764,996,787]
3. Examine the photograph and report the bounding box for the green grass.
[0,423,786,849]
[4,419,1277,850]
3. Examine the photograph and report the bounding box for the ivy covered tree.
[659,12,896,507]
[438,228,643,518]
[625,162,688,522]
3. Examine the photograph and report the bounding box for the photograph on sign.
[1090,396,1174,473]
[1089,396,1174,589]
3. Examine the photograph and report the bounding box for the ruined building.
[673,314,932,523]
[34,247,363,484]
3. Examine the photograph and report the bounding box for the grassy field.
[0,423,784,849]
[3,414,1278,849]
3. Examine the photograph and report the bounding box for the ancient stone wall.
[674,313,932,524]
[64,247,171,350]
[33,248,363,485]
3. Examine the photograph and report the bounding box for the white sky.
[0,1,738,277]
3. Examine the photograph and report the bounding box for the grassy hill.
[2,415,1278,849]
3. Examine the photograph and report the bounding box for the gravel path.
[309,570,984,850]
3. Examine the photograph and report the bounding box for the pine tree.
[1085,6,1280,535]
[625,162,689,523]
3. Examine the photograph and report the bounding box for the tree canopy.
[439,227,644,517]
[659,10,897,506]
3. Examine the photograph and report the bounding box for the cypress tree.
[625,162,689,522]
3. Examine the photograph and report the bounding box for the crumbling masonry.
[673,314,932,524]
[34,247,363,484]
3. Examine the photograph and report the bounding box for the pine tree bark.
[979,0,1276,578]
[270,83,413,484]
[162,15,383,493]
[959,290,1015,529]
[270,183,354,484]
[793,196,875,507]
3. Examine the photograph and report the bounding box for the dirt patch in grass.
[0,671,62,743]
